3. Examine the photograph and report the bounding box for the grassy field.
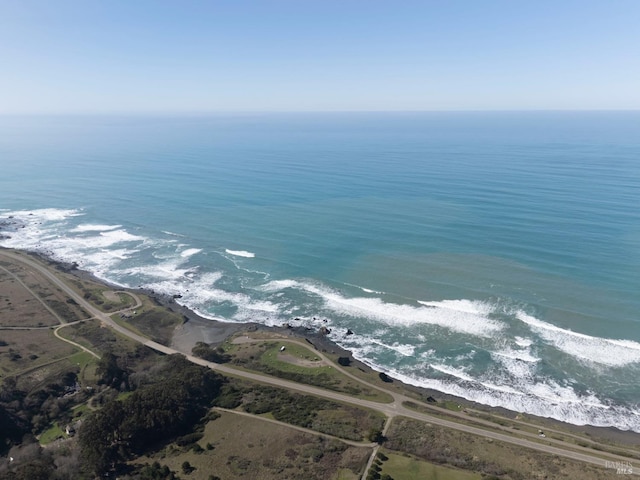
[0,329,77,381]
[135,410,372,480]
[38,422,67,445]
[402,400,640,462]
[0,259,65,327]
[116,296,184,345]
[384,416,612,480]
[377,451,482,480]
[216,379,385,442]
[227,338,393,403]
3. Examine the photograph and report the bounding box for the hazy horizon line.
[2,108,640,116]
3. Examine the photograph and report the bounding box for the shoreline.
[5,246,640,446]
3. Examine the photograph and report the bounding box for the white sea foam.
[4,207,640,431]
[490,346,540,364]
[347,343,640,431]
[517,311,640,367]
[263,280,503,336]
[3,208,83,222]
[225,249,255,258]
[71,224,122,233]
[365,339,416,357]
[344,283,385,294]
[418,299,494,316]
[180,248,202,258]
[514,336,533,348]
[162,230,185,237]
[429,363,477,383]
[340,321,640,432]
[261,279,300,291]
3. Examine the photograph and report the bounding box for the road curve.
[1,248,635,474]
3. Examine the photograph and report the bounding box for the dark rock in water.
[173,294,183,299]
[319,326,331,335]
[346,328,354,335]
[282,323,292,329]
[426,396,437,403]
[294,317,301,322]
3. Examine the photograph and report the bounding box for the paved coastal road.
[1,248,636,474]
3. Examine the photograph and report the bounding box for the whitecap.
[70,224,122,233]
[3,208,83,222]
[418,299,494,316]
[180,248,202,258]
[490,347,540,364]
[517,311,640,367]
[225,249,255,258]
[265,281,504,337]
[162,230,185,237]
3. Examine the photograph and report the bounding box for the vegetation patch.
[122,302,183,345]
[376,450,481,480]
[79,355,224,476]
[0,329,76,380]
[137,410,371,480]
[219,381,385,442]
[384,417,612,480]
[231,341,391,402]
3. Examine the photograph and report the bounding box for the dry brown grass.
[384,417,613,480]
[136,410,371,480]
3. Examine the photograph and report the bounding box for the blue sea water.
[1,112,640,430]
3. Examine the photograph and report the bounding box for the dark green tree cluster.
[0,404,26,454]
[191,342,230,363]
[79,354,223,476]
[0,371,82,445]
[243,386,335,428]
[96,352,130,390]
[136,461,179,479]
[0,444,59,480]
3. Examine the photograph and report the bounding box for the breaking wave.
[2,207,640,431]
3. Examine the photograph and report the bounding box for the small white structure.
[280,346,286,352]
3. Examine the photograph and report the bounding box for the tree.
[79,400,126,475]
[80,354,223,474]
[181,461,194,474]
[138,461,179,480]
[96,352,129,390]
[367,427,384,443]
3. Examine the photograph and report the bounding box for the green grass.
[111,313,146,337]
[260,344,335,376]
[336,469,360,480]
[379,451,482,480]
[68,350,97,369]
[39,422,66,445]
[72,402,92,418]
[117,391,134,401]
[133,411,371,480]
[233,341,393,403]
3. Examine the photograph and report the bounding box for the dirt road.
[1,248,635,474]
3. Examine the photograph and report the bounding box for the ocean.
[1,112,639,431]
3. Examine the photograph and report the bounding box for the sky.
[1,0,639,113]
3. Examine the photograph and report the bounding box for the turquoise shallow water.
[1,112,640,430]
